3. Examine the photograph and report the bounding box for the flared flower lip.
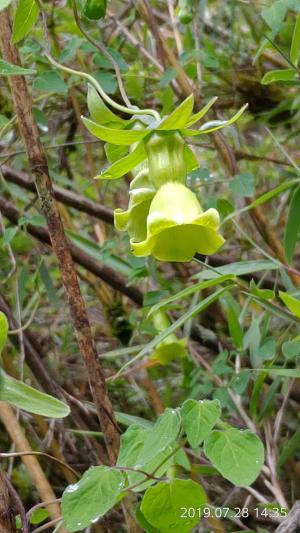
[131,207,225,262]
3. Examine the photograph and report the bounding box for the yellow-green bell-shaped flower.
[114,163,156,242]
[131,182,225,262]
[151,311,187,364]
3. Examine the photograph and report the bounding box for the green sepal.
[158,93,194,130]
[97,142,147,180]
[82,116,148,145]
[181,103,248,136]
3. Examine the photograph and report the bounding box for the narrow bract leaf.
[158,93,194,130]
[204,429,264,486]
[0,370,70,418]
[284,185,300,263]
[0,312,8,354]
[82,117,148,145]
[98,142,146,180]
[0,59,36,76]
[291,13,300,67]
[62,466,125,532]
[182,399,221,448]
[262,68,297,85]
[12,0,40,43]
[186,96,218,127]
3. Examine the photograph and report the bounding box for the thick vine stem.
[0,7,122,460]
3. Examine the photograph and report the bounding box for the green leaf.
[140,479,206,533]
[98,142,146,180]
[62,466,125,532]
[194,260,278,280]
[261,69,297,85]
[282,339,300,360]
[0,0,13,10]
[256,367,300,378]
[12,0,40,43]
[291,13,300,66]
[148,274,235,317]
[0,369,70,418]
[139,408,181,465]
[278,426,300,467]
[245,293,300,325]
[222,294,244,349]
[250,280,274,301]
[229,172,254,197]
[262,0,300,32]
[136,286,234,360]
[248,180,297,210]
[279,291,300,318]
[158,67,177,88]
[284,185,300,263]
[0,312,9,354]
[182,104,248,136]
[183,145,199,173]
[181,399,221,448]
[117,424,179,492]
[204,429,264,486]
[185,97,218,127]
[82,117,148,145]
[34,71,67,95]
[0,59,36,76]
[94,71,117,94]
[29,508,49,525]
[158,94,194,130]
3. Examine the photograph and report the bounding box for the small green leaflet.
[158,94,194,130]
[0,369,70,418]
[262,69,297,85]
[98,142,146,180]
[291,13,300,67]
[0,59,36,76]
[140,479,206,533]
[12,0,40,44]
[82,117,149,145]
[204,429,264,486]
[0,312,8,354]
[62,466,125,532]
[284,185,300,263]
[181,399,221,448]
[279,291,300,318]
